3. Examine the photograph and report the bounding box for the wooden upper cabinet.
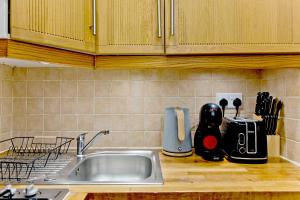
[96,0,165,54]
[165,0,300,54]
[10,0,95,53]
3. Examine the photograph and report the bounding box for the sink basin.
[51,150,163,184]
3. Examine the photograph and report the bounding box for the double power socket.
[216,93,243,109]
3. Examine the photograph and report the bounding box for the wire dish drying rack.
[0,137,74,181]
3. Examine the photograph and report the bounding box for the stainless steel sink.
[47,150,163,185]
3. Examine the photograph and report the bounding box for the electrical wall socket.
[216,93,243,109]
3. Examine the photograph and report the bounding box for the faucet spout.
[77,130,109,157]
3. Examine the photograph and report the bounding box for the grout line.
[280,156,300,167]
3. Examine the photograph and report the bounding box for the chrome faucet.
[76,130,109,157]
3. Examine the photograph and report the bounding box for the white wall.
[0,0,8,38]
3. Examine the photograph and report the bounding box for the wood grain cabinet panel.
[165,0,300,54]
[10,0,95,53]
[96,0,165,54]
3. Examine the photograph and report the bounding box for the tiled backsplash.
[261,68,300,163]
[1,63,298,163]
[11,67,260,148]
[0,65,13,150]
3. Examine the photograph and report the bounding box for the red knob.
[203,135,218,150]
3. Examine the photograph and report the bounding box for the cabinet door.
[165,0,300,54]
[11,0,95,53]
[96,0,164,54]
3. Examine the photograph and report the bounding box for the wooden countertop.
[9,153,300,199]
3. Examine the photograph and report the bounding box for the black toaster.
[221,117,267,164]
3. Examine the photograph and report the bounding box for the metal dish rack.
[0,137,74,181]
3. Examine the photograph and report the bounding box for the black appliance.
[194,103,224,161]
[221,117,267,164]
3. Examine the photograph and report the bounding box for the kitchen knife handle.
[157,0,162,38]
[171,0,175,36]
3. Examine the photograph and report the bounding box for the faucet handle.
[77,133,87,140]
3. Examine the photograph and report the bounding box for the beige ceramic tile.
[2,98,12,115]
[130,81,144,97]
[144,81,161,97]
[13,68,27,81]
[284,118,300,142]
[286,139,300,163]
[110,98,128,114]
[61,98,77,114]
[213,80,246,94]
[95,98,111,114]
[44,81,60,97]
[44,115,61,131]
[144,131,161,147]
[246,79,260,97]
[61,115,77,131]
[179,69,212,80]
[261,79,285,97]
[111,115,129,131]
[13,115,26,131]
[111,81,130,97]
[128,115,144,131]
[127,97,144,114]
[177,97,196,114]
[160,97,178,111]
[0,65,12,80]
[1,116,11,132]
[27,81,44,97]
[27,98,43,114]
[261,69,285,80]
[244,97,256,114]
[44,68,61,80]
[178,80,195,97]
[77,98,94,114]
[244,70,261,80]
[27,68,46,80]
[94,115,112,131]
[144,115,162,131]
[144,69,161,80]
[76,68,94,80]
[280,137,287,158]
[286,73,300,97]
[44,98,60,114]
[284,98,300,118]
[195,80,212,97]
[144,98,162,114]
[160,69,179,80]
[161,81,178,97]
[77,115,94,131]
[61,68,76,80]
[95,81,111,97]
[27,115,43,131]
[61,81,77,97]
[13,98,26,115]
[212,69,245,80]
[94,69,128,80]
[129,70,146,81]
[78,81,94,97]
[2,80,12,97]
[13,81,27,97]
[126,132,144,147]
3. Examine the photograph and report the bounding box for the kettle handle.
[175,108,185,142]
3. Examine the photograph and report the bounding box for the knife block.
[267,135,280,157]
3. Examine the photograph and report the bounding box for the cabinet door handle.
[92,0,96,35]
[157,0,162,38]
[171,0,175,36]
